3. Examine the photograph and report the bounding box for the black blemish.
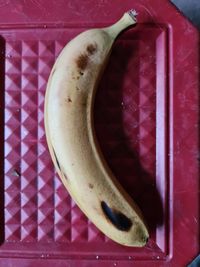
[52,148,68,181]
[51,68,56,77]
[52,148,61,171]
[101,201,133,231]
[79,71,84,76]
[67,97,72,103]
[76,87,79,91]
[63,172,68,181]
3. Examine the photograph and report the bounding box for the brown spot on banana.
[76,43,97,71]
[76,54,88,70]
[88,183,94,189]
[82,101,87,107]
[86,43,97,55]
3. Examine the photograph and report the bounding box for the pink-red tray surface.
[0,0,199,266]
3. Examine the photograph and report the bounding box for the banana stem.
[104,9,137,39]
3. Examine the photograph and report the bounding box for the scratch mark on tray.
[181,49,193,62]
[174,189,200,194]
[138,4,155,17]
[193,216,198,224]
[0,0,10,8]
[30,0,50,15]
[30,0,43,9]
[12,4,31,22]
[21,0,50,16]
[138,4,163,30]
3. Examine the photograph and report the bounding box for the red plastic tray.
[0,0,199,266]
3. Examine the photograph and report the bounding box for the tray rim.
[0,0,199,266]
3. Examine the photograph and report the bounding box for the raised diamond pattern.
[4,30,158,244]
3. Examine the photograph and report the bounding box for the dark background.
[171,0,200,29]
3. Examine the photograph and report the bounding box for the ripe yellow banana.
[44,10,149,247]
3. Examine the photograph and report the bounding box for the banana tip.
[127,9,138,23]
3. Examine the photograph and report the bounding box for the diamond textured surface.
[4,28,164,247]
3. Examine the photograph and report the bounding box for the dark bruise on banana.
[101,201,148,243]
[101,201,133,231]
[76,42,97,72]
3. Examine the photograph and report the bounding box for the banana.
[44,10,149,247]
